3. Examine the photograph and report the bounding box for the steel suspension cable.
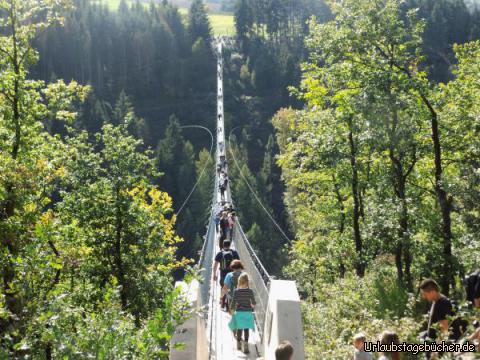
[228,127,292,244]
[176,125,214,217]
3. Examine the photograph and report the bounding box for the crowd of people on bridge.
[212,196,294,357]
[211,40,295,359]
[213,240,255,354]
[353,275,480,360]
[212,151,258,354]
[214,205,236,248]
[214,35,235,49]
[214,157,236,247]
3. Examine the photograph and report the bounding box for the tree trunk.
[400,195,413,291]
[348,124,364,277]
[333,175,346,277]
[421,94,454,295]
[115,188,128,310]
[388,104,414,291]
[431,122,454,296]
[45,343,52,360]
[389,57,455,295]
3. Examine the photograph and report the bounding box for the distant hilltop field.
[93,0,236,35]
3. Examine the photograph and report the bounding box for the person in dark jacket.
[213,240,239,310]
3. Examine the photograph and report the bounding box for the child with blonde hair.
[228,273,256,354]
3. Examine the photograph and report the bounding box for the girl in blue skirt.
[228,273,256,354]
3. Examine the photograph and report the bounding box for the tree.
[0,0,89,353]
[406,0,474,82]
[176,141,197,245]
[156,115,185,202]
[235,0,253,43]
[112,90,134,126]
[178,147,214,261]
[195,148,214,220]
[0,2,193,357]
[302,0,457,293]
[189,37,214,93]
[20,123,191,360]
[438,41,480,271]
[112,90,151,144]
[188,0,212,46]
[59,123,186,319]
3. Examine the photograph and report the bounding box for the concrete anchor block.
[170,280,209,360]
[263,280,305,360]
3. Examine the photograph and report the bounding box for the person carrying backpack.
[213,240,239,310]
[221,260,244,312]
[461,270,480,350]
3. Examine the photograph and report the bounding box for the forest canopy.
[0,0,193,358]
[0,0,479,358]
[273,0,480,357]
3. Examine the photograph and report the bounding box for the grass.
[209,13,235,36]
[94,0,130,10]
[94,0,235,36]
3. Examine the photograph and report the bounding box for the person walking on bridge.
[228,273,256,354]
[219,211,229,248]
[214,240,239,310]
[219,171,228,202]
[227,211,236,241]
[220,259,244,312]
[214,211,221,233]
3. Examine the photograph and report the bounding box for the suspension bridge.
[170,41,304,360]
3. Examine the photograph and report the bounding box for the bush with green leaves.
[296,264,418,359]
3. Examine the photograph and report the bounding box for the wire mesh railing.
[232,222,270,342]
[198,219,215,310]
[197,173,219,318]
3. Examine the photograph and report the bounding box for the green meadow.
[94,0,235,35]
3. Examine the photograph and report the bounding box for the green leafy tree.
[188,0,212,45]
[235,0,253,43]
[301,0,458,292]
[189,37,214,93]
[273,2,480,357]
[112,90,151,144]
[437,41,480,270]
[0,2,193,357]
[59,123,188,317]
[0,0,89,353]
[156,115,185,201]
[25,124,191,359]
